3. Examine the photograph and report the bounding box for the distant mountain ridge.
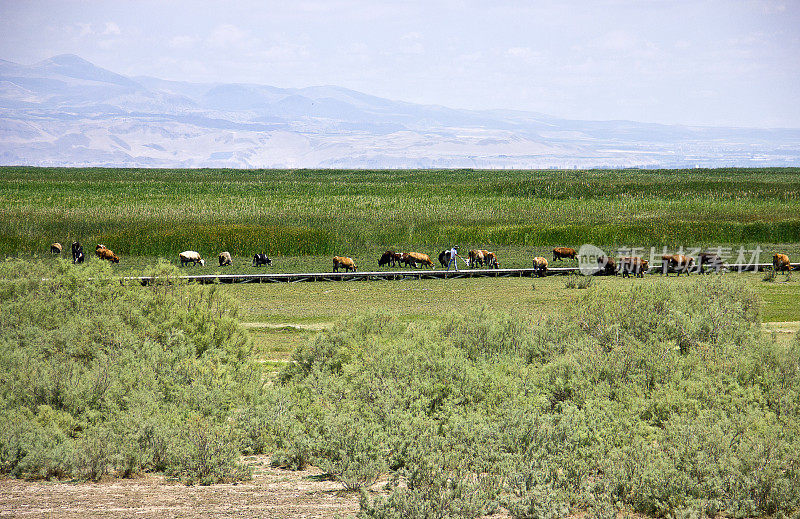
[1,54,798,168]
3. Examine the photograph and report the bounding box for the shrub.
[270,277,799,516]
[0,259,258,482]
[564,274,594,289]
[167,416,250,485]
[314,412,387,490]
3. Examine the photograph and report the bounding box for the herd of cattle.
[50,241,119,264]
[539,247,794,277]
[48,241,794,276]
[50,241,273,268]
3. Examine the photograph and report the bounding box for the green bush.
[268,277,800,516]
[314,412,387,490]
[167,416,251,485]
[0,259,257,482]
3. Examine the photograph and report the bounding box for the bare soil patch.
[0,456,359,519]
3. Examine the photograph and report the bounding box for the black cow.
[252,254,272,267]
[698,252,724,274]
[71,241,84,264]
[438,250,451,268]
[378,250,402,267]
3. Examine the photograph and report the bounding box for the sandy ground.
[0,457,360,519]
[763,321,800,345]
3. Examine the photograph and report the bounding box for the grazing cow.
[218,251,233,267]
[553,247,577,262]
[532,256,548,277]
[179,250,205,267]
[95,245,119,263]
[468,249,487,267]
[661,254,695,276]
[698,252,724,274]
[252,253,272,267]
[333,256,357,272]
[50,242,62,254]
[484,251,500,269]
[773,253,793,272]
[438,250,451,268]
[618,256,649,278]
[378,250,402,267]
[71,242,84,264]
[401,252,434,268]
[597,255,617,276]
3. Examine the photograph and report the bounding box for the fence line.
[128,263,786,285]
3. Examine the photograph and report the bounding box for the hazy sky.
[1,0,799,128]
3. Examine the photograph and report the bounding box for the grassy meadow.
[235,272,800,371]
[2,167,800,259]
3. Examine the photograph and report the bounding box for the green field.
[5,166,800,359]
[231,273,800,367]
[2,167,800,259]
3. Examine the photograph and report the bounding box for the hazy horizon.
[1,0,799,129]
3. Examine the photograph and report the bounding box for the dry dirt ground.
[0,456,361,519]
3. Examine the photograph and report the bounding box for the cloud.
[102,22,121,36]
[754,0,786,14]
[72,21,121,38]
[76,23,92,37]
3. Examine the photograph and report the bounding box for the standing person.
[447,245,462,271]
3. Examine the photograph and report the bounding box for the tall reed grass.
[2,167,799,256]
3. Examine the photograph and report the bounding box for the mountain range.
[1,54,798,169]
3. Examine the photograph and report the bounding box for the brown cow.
[401,252,434,268]
[484,251,500,269]
[661,254,695,276]
[95,245,119,263]
[553,247,577,262]
[50,242,62,254]
[618,256,649,278]
[597,255,617,276]
[532,256,548,277]
[378,250,402,267]
[333,256,357,272]
[773,253,793,272]
[698,252,724,274]
[468,249,487,267]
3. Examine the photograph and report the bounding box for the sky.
[1,0,799,128]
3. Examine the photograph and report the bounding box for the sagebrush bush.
[0,259,257,482]
[167,416,251,485]
[565,274,593,289]
[267,277,800,516]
